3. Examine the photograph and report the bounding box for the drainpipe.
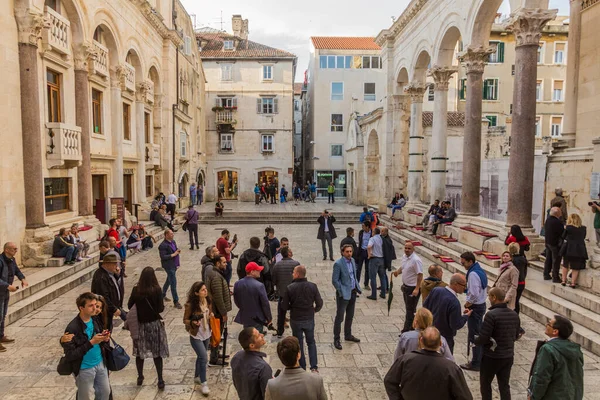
[172,0,179,194]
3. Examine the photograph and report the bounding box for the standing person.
[359,207,373,224]
[254,183,261,205]
[591,197,600,246]
[128,267,169,390]
[366,228,386,300]
[279,184,287,203]
[394,308,454,362]
[184,204,199,250]
[332,244,362,350]
[293,183,301,205]
[493,251,519,310]
[392,242,424,332]
[215,198,224,217]
[423,273,472,353]
[473,288,520,400]
[206,256,232,367]
[231,327,273,400]
[504,224,531,256]
[327,182,335,204]
[282,265,323,372]
[90,253,122,332]
[264,227,280,266]
[357,222,372,289]
[384,327,473,400]
[233,262,272,333]
[190,182,197,206]
[269,182,277,204]
[340,227,358,263]
[561,213,588,288]
[184,282,212,395]
[53,227,79,265]
[460,251,487,372]
[260,183,268,203]
[550,188,568,225]
[274,237,290,263]
[309,182,317,203]
[159,229,182,309]
[197,184,204,206]
[543,207,564,282]
[70,224,90,259]
[265,336,327,400]
[0,243,27,351]
[166,192,177,220]
[508,243,527,337]
[216,229,237,287]
[237,237,270,280]
[317,210,337,261]
[61,292,111,400]
[201,246,219,282]
[420,264,447,302]
[271,247,300,338]
[528,315,584,400]
[381,227,396,293]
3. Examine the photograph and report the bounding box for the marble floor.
[1,223,599,399]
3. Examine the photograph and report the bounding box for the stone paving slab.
[0,223,599,400]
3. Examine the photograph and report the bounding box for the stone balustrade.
[583,0,599,11]
[215,110,234,124]
[42,6,70,56]
[91,40,109,77]
[45,122,82,168]
[123,62,136,92]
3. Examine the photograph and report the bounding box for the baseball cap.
[245,262,264,273]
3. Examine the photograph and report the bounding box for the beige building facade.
[197,17,296,203]
[4,0,205,265]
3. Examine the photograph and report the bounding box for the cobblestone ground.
[1,223,600,399]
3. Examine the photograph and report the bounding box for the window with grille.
[263,65,273,80]
[92,89,102,134]
[145,175,153,197]
[224,40,234,50]
[331,144,343,157]
[257,97,278,114]
[364,83,376,101]
[319,55,352,69]
[221,64,233,81]
[331,114,343,132]
[485,115,497,127]
[551,116,562,137]
[220,133,233,152]
[331,82,344,101]
[483,79,499,101]
[44,178,70,214]
[261,134,274,152]
[553,81,564,102]
[218,97,237,108]
[47,70,62,123]
[554,43,566,64]
[488,42,504,63]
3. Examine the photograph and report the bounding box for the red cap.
[245,262,264,273]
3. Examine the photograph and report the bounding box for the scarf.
[499,261,513,272]
[465,262,488,294]
[199,298,210,331]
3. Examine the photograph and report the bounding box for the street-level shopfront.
[314,170,347,198]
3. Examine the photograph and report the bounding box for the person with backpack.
[237,237,270,280]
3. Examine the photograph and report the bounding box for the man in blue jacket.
[332,244,362,350]
[159,229,182,309]
[423,273,472,353]
[233,262,272,334]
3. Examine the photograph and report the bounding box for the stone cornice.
[458,46,494,75]
[357,107,384,126]
[375,0,428,46]
[505,8,558,47]
[428,66,458,91]
[15,8,50,46]
[132,0,184,47]
[582,0,599,11]
[74,41,97,71]
[404,82,427,103]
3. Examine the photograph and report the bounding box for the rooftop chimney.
[231,14,249,40]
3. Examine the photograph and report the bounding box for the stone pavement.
[1,223,599,400]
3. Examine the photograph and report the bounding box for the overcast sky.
[181,0,569,82]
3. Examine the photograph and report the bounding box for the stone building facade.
[5,0,205,265]
[196,16,297,202]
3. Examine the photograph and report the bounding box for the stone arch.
[92,18,121,68]
[396,66,410,93]
[411,49,432,83]
[467,0,505,47]
[147,62,162,94]
[124,46,144,83]
[434,22,463,67]
[366,129,380,157]
[50,0,88,45]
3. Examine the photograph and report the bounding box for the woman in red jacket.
[505,225,530,256]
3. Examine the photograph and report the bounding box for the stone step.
[552,284,600,314]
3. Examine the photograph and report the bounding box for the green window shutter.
[460,79,465,100]
[483,79,489,100]
[498,42,505,63]
[494,79,499,100]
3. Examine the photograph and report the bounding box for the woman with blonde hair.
[493,250,519,310]
[561,213,588,288]
[393,307,454,362]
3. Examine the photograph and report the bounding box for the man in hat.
[233,262,272,334]
[90,253,123,332]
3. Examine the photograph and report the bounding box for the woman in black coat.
[561,213,588,288]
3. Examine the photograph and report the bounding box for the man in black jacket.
[381,227,397,293]
[340,227,358,263]
[237,237,270,280]
[544,207,565,282]
[90,253,122,331]
[272,247,300,337]
[473,288,520,400]
[317,210,337,261]
[201,245,219,282]
[159,229,182,309]
[357,222,372,288]
[282,265,323,372]
[62,292,111,400]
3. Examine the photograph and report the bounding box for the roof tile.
[311,37,381,50]
[196,33,296,59]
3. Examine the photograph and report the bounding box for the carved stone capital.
[404,82,427,104]
[74,42,98,71]
[15,8,50,46]
[428,66,458,91]
[136,81,152,102]
[392,94,410,112]
[110,66,128,89]
[458,46,494,75]
[505,8,558,47]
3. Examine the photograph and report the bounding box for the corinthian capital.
[458,46,494,75]
[74,42,98,71]
[404,82,427,104]
[136,81,153,102]
[15,8,50,46]
[505,8,558,47]
[428,66,458,91]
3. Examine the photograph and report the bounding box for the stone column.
[561,0,581,148]
[74,43,96,216]
[15,9,49,228]
[111,67,125,197]
[136,82,150,204]
[457,46,493,216]
[405,83,427,203]
[506,9,557,228]
[428,66,457,203]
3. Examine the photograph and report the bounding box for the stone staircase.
[189,211,359,225]
[6,221,170,326]
[378,210,600,356]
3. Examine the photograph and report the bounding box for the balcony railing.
[583,0,599,11]
[91,40,109,77]
[215,110,234,124]
[46,123,82,169]
[42,6,70,56]
[123,62,136,92]
[146,81,154,104]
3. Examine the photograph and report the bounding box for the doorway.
[258,171,279,186]
[217,170,238,200]
[123,174,133,214]
[92,174,107,223]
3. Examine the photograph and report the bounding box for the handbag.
[106,337,130,371]
[182,221,188,231]
[123,304,139,341]
[57,355,73,376]
[558,231,568,257]
[209,316,222,347]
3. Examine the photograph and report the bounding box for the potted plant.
[211,106,224,112]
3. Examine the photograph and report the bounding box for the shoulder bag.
[106,337,130,371]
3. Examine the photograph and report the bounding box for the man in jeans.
[271,247,300,338]
[332,245,362,350]
[327,181,335,203]
[317,210,337,261]
[366,228,386,300]
[0,243,28,352]
[207,256,232,367]
[282,265,323,372]
[159,229,182,309]
[53,227,79,265]
[357,221,372,289]
[393,242,424,333]
[543,207,564,282]
[62,292,111,400]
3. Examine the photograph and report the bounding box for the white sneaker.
[194,376,201,385]
[201,382,210,395]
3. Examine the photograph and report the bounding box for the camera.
[589,201,599,207]
[190,314,203,322]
